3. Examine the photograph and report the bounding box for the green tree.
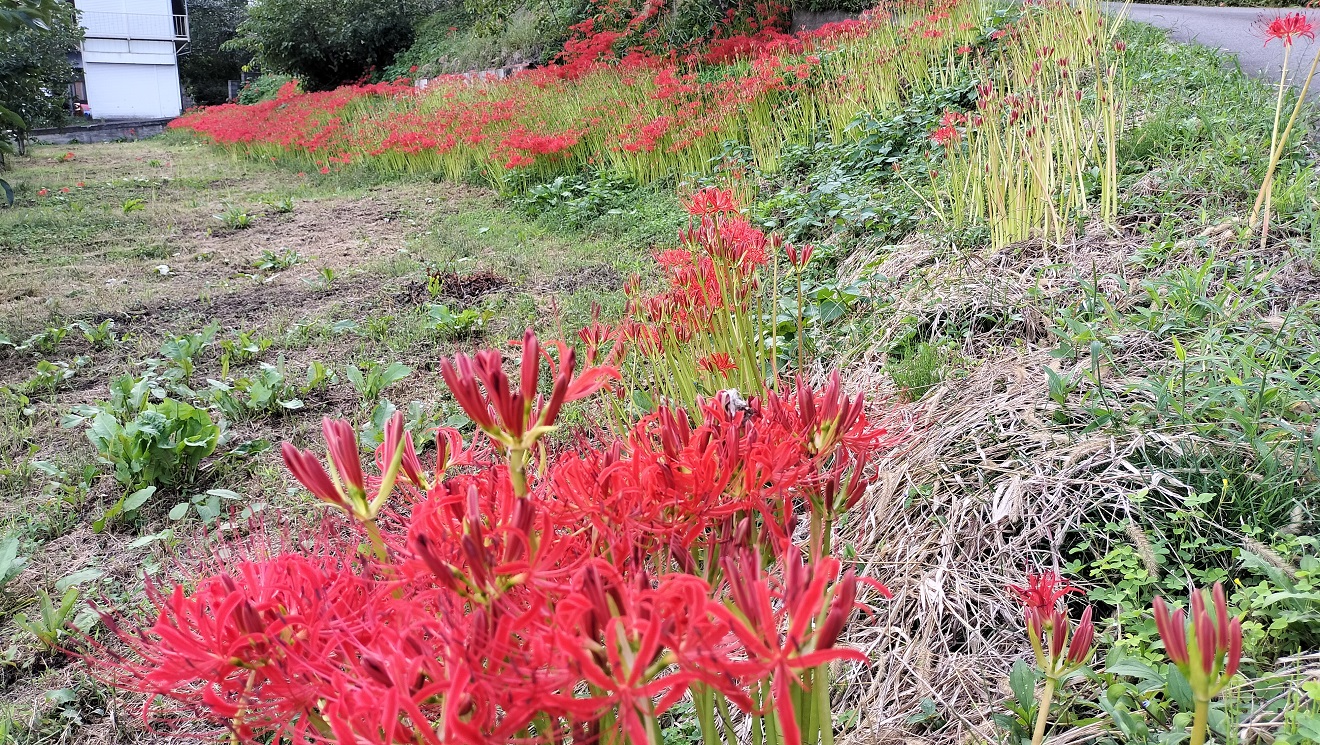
[180,0,250,105]
[0,0,60,34]
[227,0,439,91]
[1,0,82,160]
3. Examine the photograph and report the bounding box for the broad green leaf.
[1166,664,1194,709]
[122,486,157,512]
[1009,660,1036,710]
[346,364,366,392]
[379,362,412,388]
[1105,656,1162,683]
[56,568,104,592]
[129,529,174,548]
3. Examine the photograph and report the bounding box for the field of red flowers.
[169,0,984,187]
[169,0,1126,248]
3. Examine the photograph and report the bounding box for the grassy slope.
[0,17,1316,745]
[817,20,1320,741]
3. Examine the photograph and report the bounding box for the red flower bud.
[816,570,857,650]
[322,417,365,500]
[1065,606,1094,665]
[281,441,348,509]
[380,411,426,489]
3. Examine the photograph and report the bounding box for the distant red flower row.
[168,0,981,183]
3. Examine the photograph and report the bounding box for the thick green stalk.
[715,694,739,745]
[795,271,805,374]
[362,519,389,563]
[1030,678,1056,745]
[694,686,720,745]
[794,674,813,745]
[1189,698,1209,745]
[815,663,834,745]
[763,679,782,745]
[507,446,529,497]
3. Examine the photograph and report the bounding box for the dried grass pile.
[826,225,1317,743]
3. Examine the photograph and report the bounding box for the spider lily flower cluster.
[90,195,904,745]
[1153,583,1243,745]
[1011,573,1244,745]
[1010,572,1096,745]
[1011,571,1094,677]
[167,0,983,190]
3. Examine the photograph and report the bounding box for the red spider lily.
[94,367,901,744]
[776,371,886,458]
[440,329,620,450]
[89,549,378,739]
[1009,570,1081,613]
[1153,583,1241,694]
[553,565,711,743]
[1264,12,1315,46]
[698,352,739,375]
[687,187,740,216]
[377,411,428,491]
[714,549,870,745]
[578,318,626,371]
[785,243,814,268]
[86,168,909,744]
[930,124,960,147]
[1012,571,1095,676]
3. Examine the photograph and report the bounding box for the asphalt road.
[1105,3,1320,99]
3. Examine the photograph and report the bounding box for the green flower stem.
[1190,698,1210,745]
[1031,677,1056,745]
[363,519,389,563]
[1251,43,1320,231]
[816,663,834,745]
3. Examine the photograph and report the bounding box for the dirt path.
[1109,3,1320,99]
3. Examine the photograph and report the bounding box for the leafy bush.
[160,321,220,381]
[253,247,301,271]
[425,303,491,339]
[345,361,411,402]
[179,0,251,105]
[14,587,82,649]
[228,0,439,91]
[236,73,297,104]
[0,2,82,139]
[65,376,222,520]
[85,400,221,491]
[207,359,312,420]
[384,7,560,79]
[219,329,273,368]
[215,205,254,229]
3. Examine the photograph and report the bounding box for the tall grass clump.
[937,0,1127,247]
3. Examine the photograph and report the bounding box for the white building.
[71,0,190,119]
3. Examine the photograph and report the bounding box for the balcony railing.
[80,11,189,41]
